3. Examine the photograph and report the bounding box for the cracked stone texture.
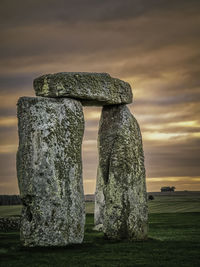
[95,105,148,240]
[33,72,133,106]
[17,97,85,247]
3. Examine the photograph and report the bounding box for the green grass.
[0,203,94,217]
[0,193,200,266]
[1,192,200,217]
[85,201,94,214]
[0,213,200,266]
[0,205,22,217]
[148,193,200,213]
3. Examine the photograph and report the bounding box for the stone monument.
[17,72,147,247]
[95,105,148,240]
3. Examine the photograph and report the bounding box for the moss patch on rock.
[95,105,148,240]
[34,72,133,106]
[17,97,85,247]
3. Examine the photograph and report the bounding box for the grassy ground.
[0,203,94,217]
[0,192,200,266]
[0,213,200,266]
[0,205,22,217]
[1,192,200,216]
[148,192,200,213]
[0,203,95,217]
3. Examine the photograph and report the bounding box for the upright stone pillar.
[95,105,148,240]
[17,97,85,247]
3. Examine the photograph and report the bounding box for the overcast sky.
[0,0,200,194]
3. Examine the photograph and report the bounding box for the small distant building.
[161,186,175,192]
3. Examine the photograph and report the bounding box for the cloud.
[1,0,200,27]
[0,116,17,127]
[144,137,200,178]
[0,144,17,154]
[1,0,200,76]
[0,0,200,193]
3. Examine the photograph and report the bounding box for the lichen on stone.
[17,96,85,247]
[33,72,133,106]
[95,105,148,240]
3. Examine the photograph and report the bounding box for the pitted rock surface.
[34,72,132,106]
[95,105,148,240]
[17,97,85,247]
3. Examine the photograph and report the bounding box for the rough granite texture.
[17,97,85,247]
[95,105,148,240]
[33,72,133,106]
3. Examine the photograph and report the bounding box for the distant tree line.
[0,195,21,205]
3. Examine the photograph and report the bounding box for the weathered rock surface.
[33,72,132,106]
[94,167,105,226]
[17,97,85,247]
[95,105,148,240]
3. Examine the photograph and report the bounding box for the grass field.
[0,192,200,266]
[148,191,200,213]
[1,191,200,216]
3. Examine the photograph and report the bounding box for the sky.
[0,0,200,194]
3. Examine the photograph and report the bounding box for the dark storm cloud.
[120,51,200,80]
[144,138,200,178]
[0,154,16,177]
[0,127,17,138]
[135,93,200,106]
[0,74,34,92]
[1,0,200,62]
[0,108,16,117]
[0,153,18,194]
[2,0,198,27]
[0,105,17,117]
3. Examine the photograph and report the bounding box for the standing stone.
[94,167,105,230]
[17,97,85,247]
[95,105,148,240]
[33,72,133,106]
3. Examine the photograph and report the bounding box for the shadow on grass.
[1,213,200,266]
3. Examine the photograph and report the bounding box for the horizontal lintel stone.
[33,72,133,106]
